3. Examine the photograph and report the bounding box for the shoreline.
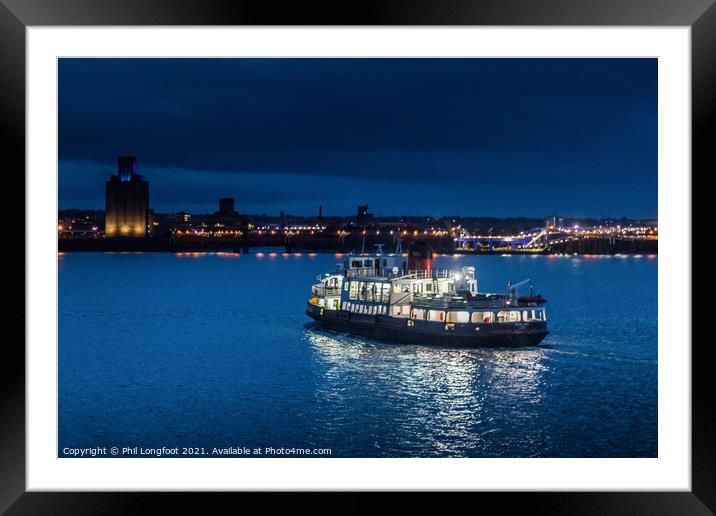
[58,233,658,255]
[57,243,658,256]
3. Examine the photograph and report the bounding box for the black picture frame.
[2,0,709,512]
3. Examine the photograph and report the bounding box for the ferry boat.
[306,243,549,347]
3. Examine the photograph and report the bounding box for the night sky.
[58,58,657,218]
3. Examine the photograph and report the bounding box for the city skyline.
[59,58,657,218]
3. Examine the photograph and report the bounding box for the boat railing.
[341,268,470,281]
[412,294,510,309]
[343,268,388,278]
[343,268,458,280]
[401,269,464,279]
[412,296,468,309]
[469,298,513,309]
[311,285,343,297]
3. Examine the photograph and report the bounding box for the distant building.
[357,204,373,228]
[212,197,239,226]
[218,197,237,217]
[105,156,149,238]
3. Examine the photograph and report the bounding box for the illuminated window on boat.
[509,311,521,322]
[497,311,508,323]
[472,311,494,323]
[447,311,470,323]
[381,284,391,302]
[411,308,425,320]
[524,310,542,321]
[428,310,445,322]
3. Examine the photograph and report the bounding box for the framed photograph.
[5,0,709,512]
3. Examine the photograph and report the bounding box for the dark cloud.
[58,58,657,217]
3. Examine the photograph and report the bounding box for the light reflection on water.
[306,326,549,457]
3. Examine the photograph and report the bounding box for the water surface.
[58,251,657,457]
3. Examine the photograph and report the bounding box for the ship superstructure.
[306,243,548,347]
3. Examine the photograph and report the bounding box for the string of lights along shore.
[57,155,658,256]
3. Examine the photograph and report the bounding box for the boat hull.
[306,302,548,348]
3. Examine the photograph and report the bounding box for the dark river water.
[58,251,657,458]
